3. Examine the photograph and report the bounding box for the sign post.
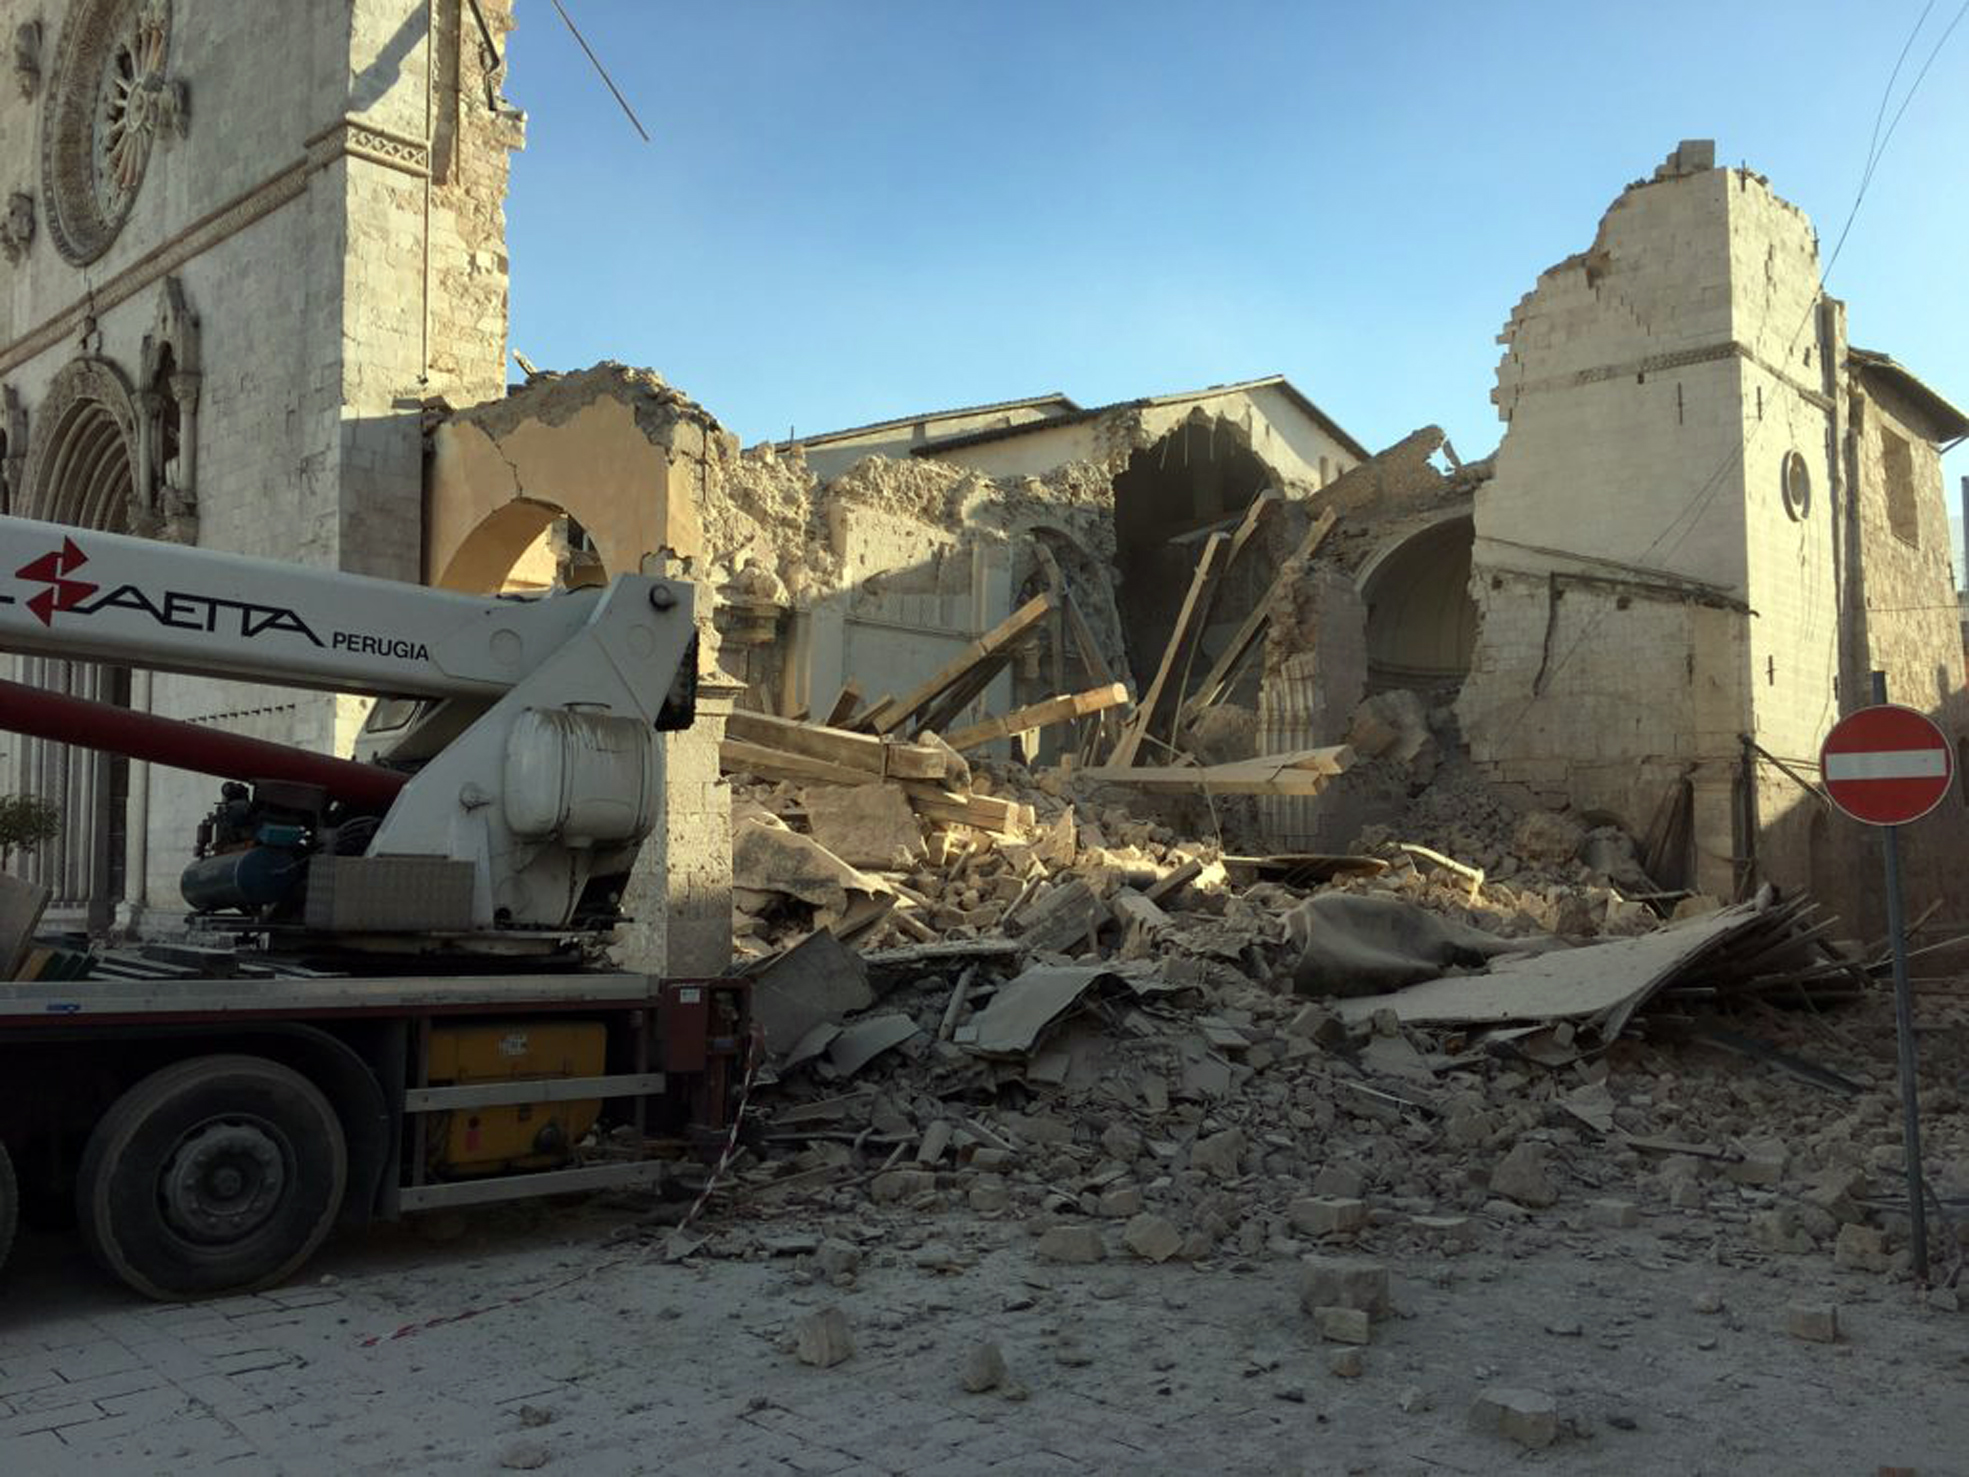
[1818,678,1952,1281]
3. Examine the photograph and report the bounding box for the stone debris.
[960,1341,1008,1393]
[1298,1258,1391,1320]
[1311,1306,1372,1345]
[1035,1225,1105,1264]
[1469,1387,1560,1450]
[1328,1349,1365,1378]
[1289,1197,1369,1238]
[1122,1213,1184,1263]
[794,1306,856,1367]
[1786,1304,1841,1344]
[1490,1141,1560,1209]
[647,661,1957,1336]
[1589,1198,1639,1229]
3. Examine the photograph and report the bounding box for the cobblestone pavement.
[2,1201,1965,1475]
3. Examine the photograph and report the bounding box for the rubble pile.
[673,689,1960,1300]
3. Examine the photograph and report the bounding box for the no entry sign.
[1819,703,1954,826]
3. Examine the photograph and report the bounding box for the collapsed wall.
[1458,145,1795,900]
[1456,142,1969,928]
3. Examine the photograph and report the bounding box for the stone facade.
[1458,142,1968,927]
[0,0,520,929]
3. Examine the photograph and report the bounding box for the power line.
[549,0,651,144]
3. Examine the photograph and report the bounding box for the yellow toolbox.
[425,1021,605,1176]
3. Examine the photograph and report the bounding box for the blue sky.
[504,1,1968,546]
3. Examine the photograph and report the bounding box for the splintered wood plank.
[872,593,1057,736]
[1177,506,1339,730]
[1107,532,1229,768]
[943,683,1131,754]
[723,710,948,780]
[1079,745,1355,796]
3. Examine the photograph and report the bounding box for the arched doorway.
[1111,411,1277,689]
[15,358,142,930]
[1357,513,1477,693]
[433,498,602,596]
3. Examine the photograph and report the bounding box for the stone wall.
[0,1,521,931]
[1460,142,1968,922]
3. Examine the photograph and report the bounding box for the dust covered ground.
[5,992,1969,1477]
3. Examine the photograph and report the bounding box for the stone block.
[1036,1225,1105,1264]
[1785,1303,1840,1343]
[870,1169,936,1205]
[1190,1127,1247,1180]
[1490,1141,1559,1208]
[1725,1138,1789,1188]
[1123,1213,1184,1263]
[960,1341,1006,1394]
[1833,1224,1890,1273]
[1099,1185,1145,1218]
[1589,1199,1639,1229]
[1286,1004,1345,1046]
[794,1307,855,1368]
[802,783,925,868]
[1312,1306,1371,1345]
[1288,1197,1369,1238]
[1312,1163,1366,1198]
[1297,1256,1391,1320]
[1469,1387,1559,1449]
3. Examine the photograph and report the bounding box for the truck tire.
[0,1141,16,1279]
[76,1055,348,1301]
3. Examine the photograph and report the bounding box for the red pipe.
[0,677,409,811]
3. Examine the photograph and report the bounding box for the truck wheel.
[0,1141,17,1278]
[76,1055,347,1301]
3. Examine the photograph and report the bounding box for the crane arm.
[0,514,603,700]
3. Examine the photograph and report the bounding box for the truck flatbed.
[0,969,666,1027]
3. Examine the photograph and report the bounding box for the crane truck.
[0,514,747,1300]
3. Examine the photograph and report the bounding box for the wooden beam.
[724,710,949,780]
[851,695,897,734]
[1107,533,1229,768]
[943,683,1130,754]
[1219,488,1283,572]
[1177,507,1339,731]
[1080,745,1356,796]
[913,648,1015,738]
[874,592,1057,735]
[897,783,1035,832]
[721,739,873,788]
[824,681,864,728]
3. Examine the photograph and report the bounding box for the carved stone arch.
[12,355,141,931]
[0,384,25,512]
[137,275,198,539]
[22,354,139,533]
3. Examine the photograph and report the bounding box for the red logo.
[16,537,97,627]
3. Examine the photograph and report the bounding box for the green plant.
[0,794,61,870]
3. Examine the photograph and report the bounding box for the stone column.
[613,670,740,979]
